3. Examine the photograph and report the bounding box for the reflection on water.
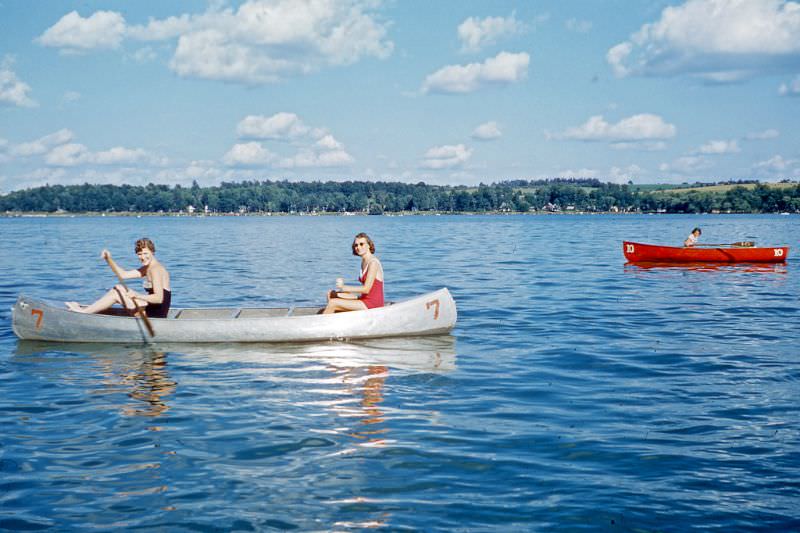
[9,336,456,529]
[14,336,455,427]
[16,342,177,418]
[122,351,176,418]
[625,261,789,273]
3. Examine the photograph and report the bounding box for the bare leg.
[323,297,367,314]
[67,285,141,314]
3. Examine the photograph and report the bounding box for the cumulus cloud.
[277,149,354,168]
[0,57,36,107]
[745,128,780,140]
[5,128,159,170]
[565,18,592,33]
[237,112,320,140]
[607,0,800,81]
[223,142,276,166]
[609,141,667,151]
[11,129,74,156]
[37,1,393,84]
[659,155,713,174]
[554,114,677,143]
[472,121,502,140]
[37,11,126,52]
[753,154,798,173]
[458,13,524,53]
[422,51,529,94]
[45,143,152,166]
[695,139,740,154]
[420,144,472,169]
[226,112,354,168]
[778,75,800,95]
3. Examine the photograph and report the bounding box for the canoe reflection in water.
[624,261,789,273]
[16,342,177,418]
[14,335,456,425]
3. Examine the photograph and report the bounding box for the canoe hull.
[12,288,457,343]
[623,241,789,263]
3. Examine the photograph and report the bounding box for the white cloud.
[45,143,152,166]
[315,134,344,150]
[278,149,354,168]
[420,144,472,169]
[565,18,592,33]
[11,129,74,157]
[609,141,667,151]
[659,155,713,174]
[422,51,529,94]
[63,91,81,102]
[237,112,319,140]
[554,167,598,179]
[555,114,677,142]
[37,10,126,52]
[458,14,524,53]
[607,0,800,81]
[45,143,90,166]
[778,75,800,95]
[745,128,780,140]
[223,142,276,166]
[38,1,393,84]
[609,165,643,183]
[754,154,797,172]
[0,57,36,107]
[472,121,502,140]
[93,147,151,165]
[227,113,353,168]
[130,47,158,63]
[695,139,741,154]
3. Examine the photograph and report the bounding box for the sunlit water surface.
[1,214,798,531]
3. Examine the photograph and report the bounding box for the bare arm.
[337,261,380,295]
[103,249,142,279]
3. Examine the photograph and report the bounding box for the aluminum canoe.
[12,288,456,343]
[623,241,790,263]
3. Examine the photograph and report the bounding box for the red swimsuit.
[359,263,384,309]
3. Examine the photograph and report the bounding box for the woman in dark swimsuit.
[66,238,171,318]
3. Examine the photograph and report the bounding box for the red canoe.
[623,241,790,263]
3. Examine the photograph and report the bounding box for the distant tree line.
[1,179,799,214]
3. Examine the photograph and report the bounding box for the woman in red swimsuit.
[323,232,384,314]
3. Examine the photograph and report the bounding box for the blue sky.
[1,0,799,193]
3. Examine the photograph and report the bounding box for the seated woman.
[66,238,172,318]
[323,232,384,314]
[684,227,702,247]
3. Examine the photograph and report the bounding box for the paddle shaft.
[105,256,155,337]
[696,241,755,248]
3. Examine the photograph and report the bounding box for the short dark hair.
[135,238,156,253]
[352,232,375,255]
[692,227,702,235]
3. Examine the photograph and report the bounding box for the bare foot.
[65,301,85,312]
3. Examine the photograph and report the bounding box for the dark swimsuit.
[145,288,171,318]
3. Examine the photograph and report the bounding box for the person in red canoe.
[323,232,384,314]
[684,227,702,247]
[66,238,172,318]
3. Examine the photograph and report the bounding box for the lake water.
[1,214,798,531]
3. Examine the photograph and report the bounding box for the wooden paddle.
[696,241,755,247]
[105,255,155,337]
